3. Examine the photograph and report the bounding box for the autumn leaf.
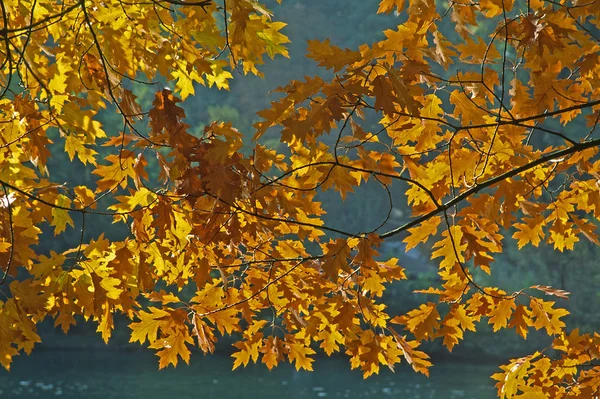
[377,0,406,14]
[150,330,194,369]
[489,299,516,332]
[92,152,138,191]
[0,302,21,370]
[334,302,358,331]
[148,89,186,136]
[232,333,263,370]
[530,285,571,299]
[371,75,397,116]
[4,0,600,393]
[287,341,316,371]
[129,307,171,344]
[318,327,344,355]
[306,39,361,73]
[318,164,361,200]
[508,305,532,339]
[431,226,467,271]
[396,303,440,341]
[513,216,545,249]
[260,336,284,370]
[50,195,74,235]
[320,238,352,279]
[529,299,569,335]
[64,135,98,166]
[404,216,442,251]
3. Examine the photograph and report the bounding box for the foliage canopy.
[2,0,600,396]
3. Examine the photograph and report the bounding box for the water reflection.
[0,351,497,398]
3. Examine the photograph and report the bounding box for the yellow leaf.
[232,335,263,369]
[287,341,315,371]
[64,135,98,165]
[73,186,96,209]
[100,276,123,300]
[512,217,545,249]
[50,205,74,236]
[492,353,539,399]
[0,302,21,370]
[398,303,440,341]
[92,152,137,192]
[377,0,406,14]
[529,299,569,335]
[489,299,516,332]
[431,226,467,271]
[318,327,344,356]
[151,331,194,369]
[256,21,290,59]
[206,62,233,90]
[129,307,170,344]
[454,304,476,332]
[0,241,11,253]
[97,305,114,344]
[404,216,442,251]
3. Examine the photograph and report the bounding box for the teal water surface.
[0,351,498,399]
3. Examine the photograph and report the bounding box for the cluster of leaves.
[1,0,600,397]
